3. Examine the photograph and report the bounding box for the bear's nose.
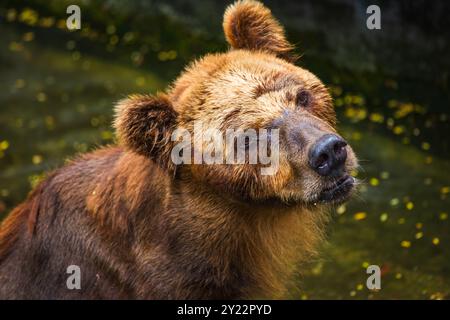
[308,134,347,176]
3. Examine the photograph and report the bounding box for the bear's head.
[114,0,358,206]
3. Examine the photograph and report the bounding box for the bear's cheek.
[188,164,254,194]
[186,160,294,200]
[258,155,293,191]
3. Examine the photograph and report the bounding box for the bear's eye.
[296,90,311,108]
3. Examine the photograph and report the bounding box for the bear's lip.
[317,175,355,204]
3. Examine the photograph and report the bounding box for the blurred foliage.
[0,0,449,299]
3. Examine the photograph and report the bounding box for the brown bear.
[0,0,357,299]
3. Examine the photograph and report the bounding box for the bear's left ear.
[223,0,296,62]
[114,94,178,173]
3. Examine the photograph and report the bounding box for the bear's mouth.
[318,175,355,204]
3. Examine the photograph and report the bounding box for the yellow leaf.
[354,212,367,221]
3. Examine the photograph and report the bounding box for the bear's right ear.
[114,94,178,173]
[223,0,296,62]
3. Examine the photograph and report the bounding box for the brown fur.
[0,0,357,299]
[223,0,296,62]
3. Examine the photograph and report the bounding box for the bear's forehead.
[212,52,316,89]
[171,51,332,130]
[170,50,323,112]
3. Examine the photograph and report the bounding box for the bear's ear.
[114,94,178,173]
[223,0,296,62]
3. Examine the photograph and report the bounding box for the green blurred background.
[0,0,449,299]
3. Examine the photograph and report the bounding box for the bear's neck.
[155,179,329,298]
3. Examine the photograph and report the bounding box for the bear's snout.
[308,134,348,177]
